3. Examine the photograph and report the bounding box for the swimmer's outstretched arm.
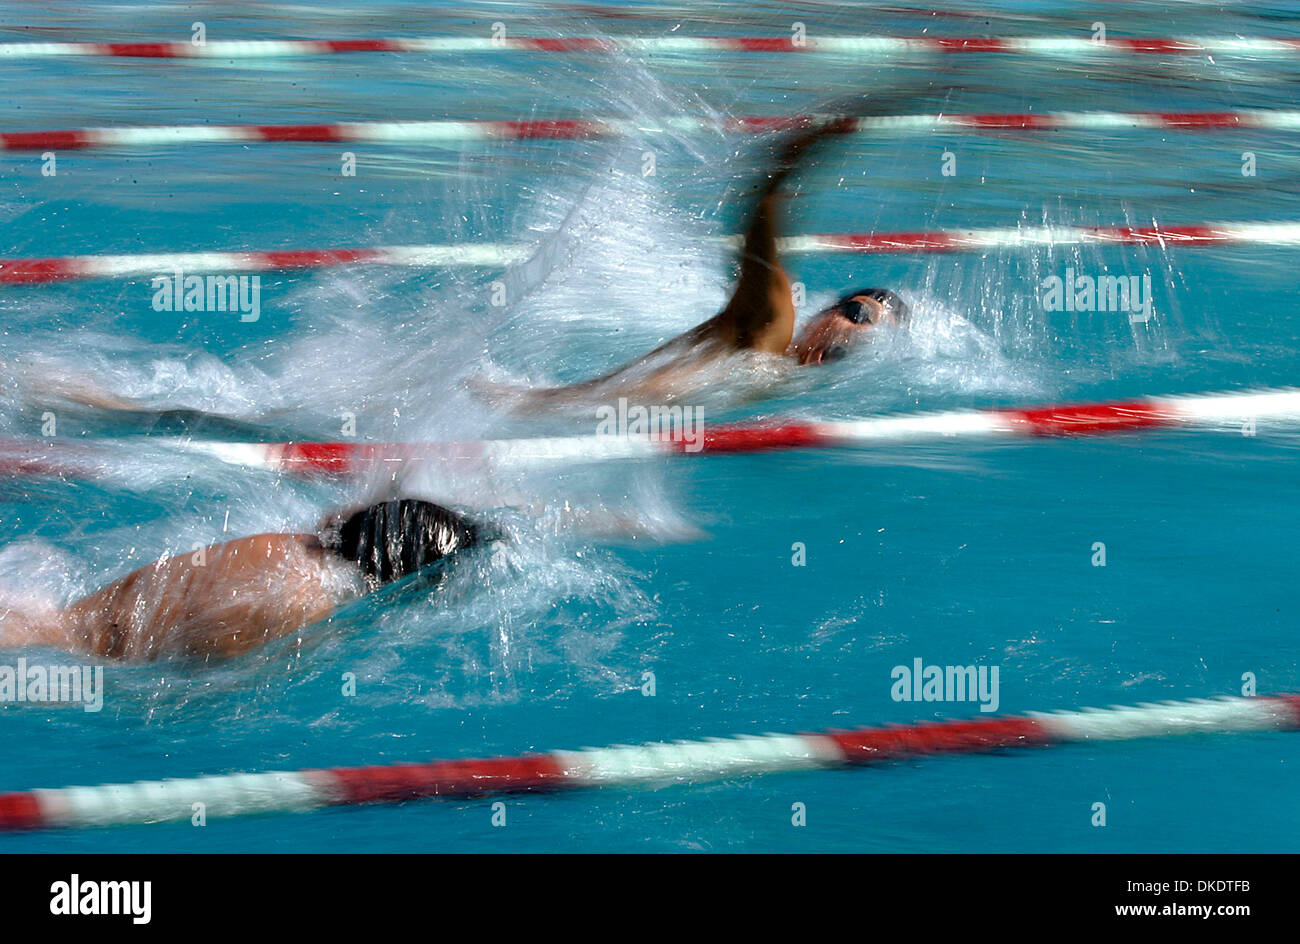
[9,362,291,437]
[711,119,852,353]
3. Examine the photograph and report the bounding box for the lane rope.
[1,693,1293,830]
[5,222,1300,284]
[177,387,1300,472]
[3,36,1300,60]
[2,387,1295,480]
[6,110,1300,151]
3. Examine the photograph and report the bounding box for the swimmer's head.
[791,288,910,366]
[326,499,481,586]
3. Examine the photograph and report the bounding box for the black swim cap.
[838,288,910,325]
[332,499,480,585]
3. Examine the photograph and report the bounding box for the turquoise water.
[2,0,1300,852]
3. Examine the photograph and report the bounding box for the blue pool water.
[2,0,1300,852]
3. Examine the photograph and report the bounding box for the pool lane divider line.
[7,110,1300,151]
[1,694,1295,830]
[184,387,1300,472]
[7,222,1300,284]
[2,387,1296,479]
[3,36,1300,60]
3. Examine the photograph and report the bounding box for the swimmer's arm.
[19,365,139,412]
[716,121,849,353]
[715,188,791,353]
[14,362,277,434]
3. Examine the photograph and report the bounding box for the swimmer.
[492,117,911,411]
[9,104,915,423]
[0,499,482,662]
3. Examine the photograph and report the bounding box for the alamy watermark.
[0,658,103,712]
[891,657,1000,712]
[595,397,704,453]
[151,268,261,322]
[1040,267,1152,323]
[50,874,151,924]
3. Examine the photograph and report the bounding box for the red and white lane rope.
[6,222,1300,285]
[2,36,1300,60]
[2,387,1291,481]
[6,110,1299,152]
[0,245,535,284]
[176,387,1300,474]
[1,694,1293,830]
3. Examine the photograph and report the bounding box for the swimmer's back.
[63,533,363,661]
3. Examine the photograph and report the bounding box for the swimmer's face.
[791,291,908,366]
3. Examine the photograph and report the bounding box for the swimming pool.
[2,0,1299,852]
